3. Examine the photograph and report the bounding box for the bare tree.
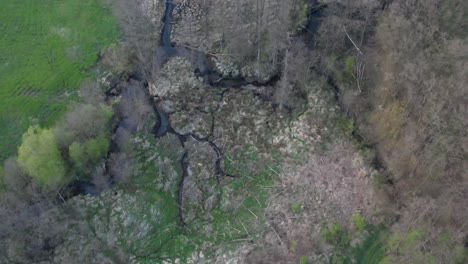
[112,0,162,79]
[108,153,134,183]
[2,158,29,193]
[274,39,313,110]
[118,80,153,132]
[79,80,105,105]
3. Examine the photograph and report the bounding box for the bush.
[69,133,110,176]
[321,223,352,248]
[344,56,355,77]
[334,115,355,136]
[69,142,87,172]
[352,212,366,232]
[291,203,302,213]
[84,134,110,163]
[101,43,131,77]
[54,103,113,148]
[299,255,308,264]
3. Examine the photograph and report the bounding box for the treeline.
[171,0,309,80]
[0,0,154,262]
[312,0,468,262]
[0,53,155,262]
[1,82,113,191]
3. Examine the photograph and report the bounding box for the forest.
[0,0,467,263]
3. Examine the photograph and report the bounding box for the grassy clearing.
[0,0,118,161]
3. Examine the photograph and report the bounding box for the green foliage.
[17,126,66,187]
[0,0,118,162]
[353,227,388,264]
[334,115,355,136]
[69,133,110,175]
[84,134,110,162]
[455,246,468,264]
[388,228,425,254]
[351,212,366,232]
[99,104,114,123]
[319,143,328,153]
[291,240,298,252]
[330,255,347,264]
[69,142,86,171]
[299,255,308,264]
[321,218,388,264]
[54,102,114,154]
[291,203,302,213]
[441,0,468,38]
[344,56,355,77]
[321,223,351,248]
[380,228,465,263]
[101,44,131,77]
[292,1,309,31]
[0,165,5,190]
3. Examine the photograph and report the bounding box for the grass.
[344,56,355,77]
[354,227,389,264]
[0,0,119,161]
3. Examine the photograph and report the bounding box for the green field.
[0,0,119,161]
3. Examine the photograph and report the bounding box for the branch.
[343,26,364,55]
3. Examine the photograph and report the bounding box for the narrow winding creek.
[61,0,324,201]
[61,1,368,228]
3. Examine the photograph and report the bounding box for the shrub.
[335,115,355,136]
[69,133,110,175]
[291,203,302,213]
[84,134,110,163]
[352,212,366,232]
[321,223,351,248]
[69,142,86,172]
[299,255,308,264]
[101,43,131,77]
[344,56,355,77]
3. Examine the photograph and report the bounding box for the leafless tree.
[112,0,162,79]
[2,158,29,193]
[80,80,105,105]
[108,152,134,183]
[118,80,153,132]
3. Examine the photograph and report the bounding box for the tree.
[274,39,313,110]
[2,158,29,192]
[69,141,87,172]
[54,103,113,149]
[17,126,66,187]
[80,80,105,105]
[112,0,161,80]
[119,80,152,132]
[69,133,110,176]
[108,152,133,183]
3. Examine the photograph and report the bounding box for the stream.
[60,0,326,212]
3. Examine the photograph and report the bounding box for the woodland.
[0,0,467,263]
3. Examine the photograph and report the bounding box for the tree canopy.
[17,126,66,187]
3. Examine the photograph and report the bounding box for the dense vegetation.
[0,0,466,263]
[313,0,468,262]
